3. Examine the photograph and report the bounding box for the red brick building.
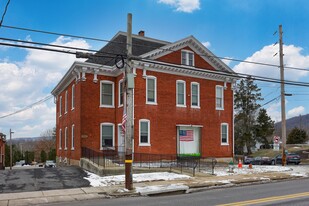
[52,31,237,165]
[0,132,6,169]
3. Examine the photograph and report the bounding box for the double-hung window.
[100,81,114,107]
[181,50,194,66]
[176,80,186,107]
[72,84,75,110]
[65,90,68,114]
[64,127,68,150]
[221,123,228,145]
[191,82,200,108]
[71,124,75,150]
[100,123,114,148]
[216,85,224,110]
[59,96,62,117]
[146,76,157,104]
[139,119,150,146]
[59,129,62,150]
[119,80,124,107]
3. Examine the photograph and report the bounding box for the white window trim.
[181,49,195,66]
[221,123,229,145]
[100,123,115,150]
[216,85,224,110]
[139,119,151,146]
[71,84,75,111]
[65,90,68,114]
[176,80,186,107]
[71,124,75,150]
[59,96,62,117]
[59,129,62,150]
[146,76,157,105]
[100,80,115,108]
[118,79,124,107]
[191,82,200,108]
[64,127,68,150]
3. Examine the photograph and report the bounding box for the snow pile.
[135,183,188,195]
[84,172,190,187]
[212,165,292,176]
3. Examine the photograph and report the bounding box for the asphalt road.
[44,178,309,206]
[0,166,90,193]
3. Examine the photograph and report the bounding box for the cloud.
[221,57,233,66]
[266,101,281,123]
[287,106,305,119]
[0,36,90,137]
[202,41,211,48]
[158,0,200,13]
[233,44,309,81]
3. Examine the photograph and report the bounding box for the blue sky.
[0,0,309,138]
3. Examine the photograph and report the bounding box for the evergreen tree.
[40,150,47,162]
[234,77,263,154]
[255,108,275,148]
[287,127,308,144]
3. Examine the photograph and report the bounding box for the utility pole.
[10,129,14,170]
[124,13,134,190]
[279,25,287,166]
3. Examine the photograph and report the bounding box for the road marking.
[217,191,309,206]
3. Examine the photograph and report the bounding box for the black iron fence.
[81,147,217,176]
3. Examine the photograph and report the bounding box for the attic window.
[181,50,194,66]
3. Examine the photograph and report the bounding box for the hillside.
[275,114,309,136]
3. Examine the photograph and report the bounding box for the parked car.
[272,153,301,165]
[244,157,254,164]
[252,156,272,165]
[45,160,56,168]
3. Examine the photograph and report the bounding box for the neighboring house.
[52,31,238,165]
[0,132,6,169]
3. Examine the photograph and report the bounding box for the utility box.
[127,73,135,89]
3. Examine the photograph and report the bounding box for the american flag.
[179,130,194,141]
[122,88,127,134]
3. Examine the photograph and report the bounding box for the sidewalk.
[0,166,308,206]
[0,174,306,206]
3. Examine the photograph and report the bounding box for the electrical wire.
[138,58,309,87]
[0,0,10,26]
[2,24,309,73]
[0,95,53,119]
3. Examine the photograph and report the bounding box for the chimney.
[138,30,145,37]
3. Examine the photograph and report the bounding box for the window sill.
[71,148,75,151]
[100,146,115,150]
[65,111,68,115]
[191,106,200,109]
[216,108,224,111]
[221,143,229,146]
[139,143,151,147]
[59,148,62,150]
[146,102,157,105]
[177,105,187,108]
[64,148,67,151]
[118,104,123,108]
[100,105,115,108]
[71,107,75,111]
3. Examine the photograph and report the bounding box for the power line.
[0,95,53,119]
[0,0,11,26]
[0,37,122,57]
[139,58,309,87]
[0,41,118,59]
[1,38,309,88]
[2,24,309,73]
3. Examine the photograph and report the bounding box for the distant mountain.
[275,114,309,136]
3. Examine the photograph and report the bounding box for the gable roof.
[86,31,170,66]
[140,35,235,74]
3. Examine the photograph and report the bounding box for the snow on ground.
[135,184,188,194]
[211,165,293,176]
[84,165,309,188]
[84,172,190,187]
